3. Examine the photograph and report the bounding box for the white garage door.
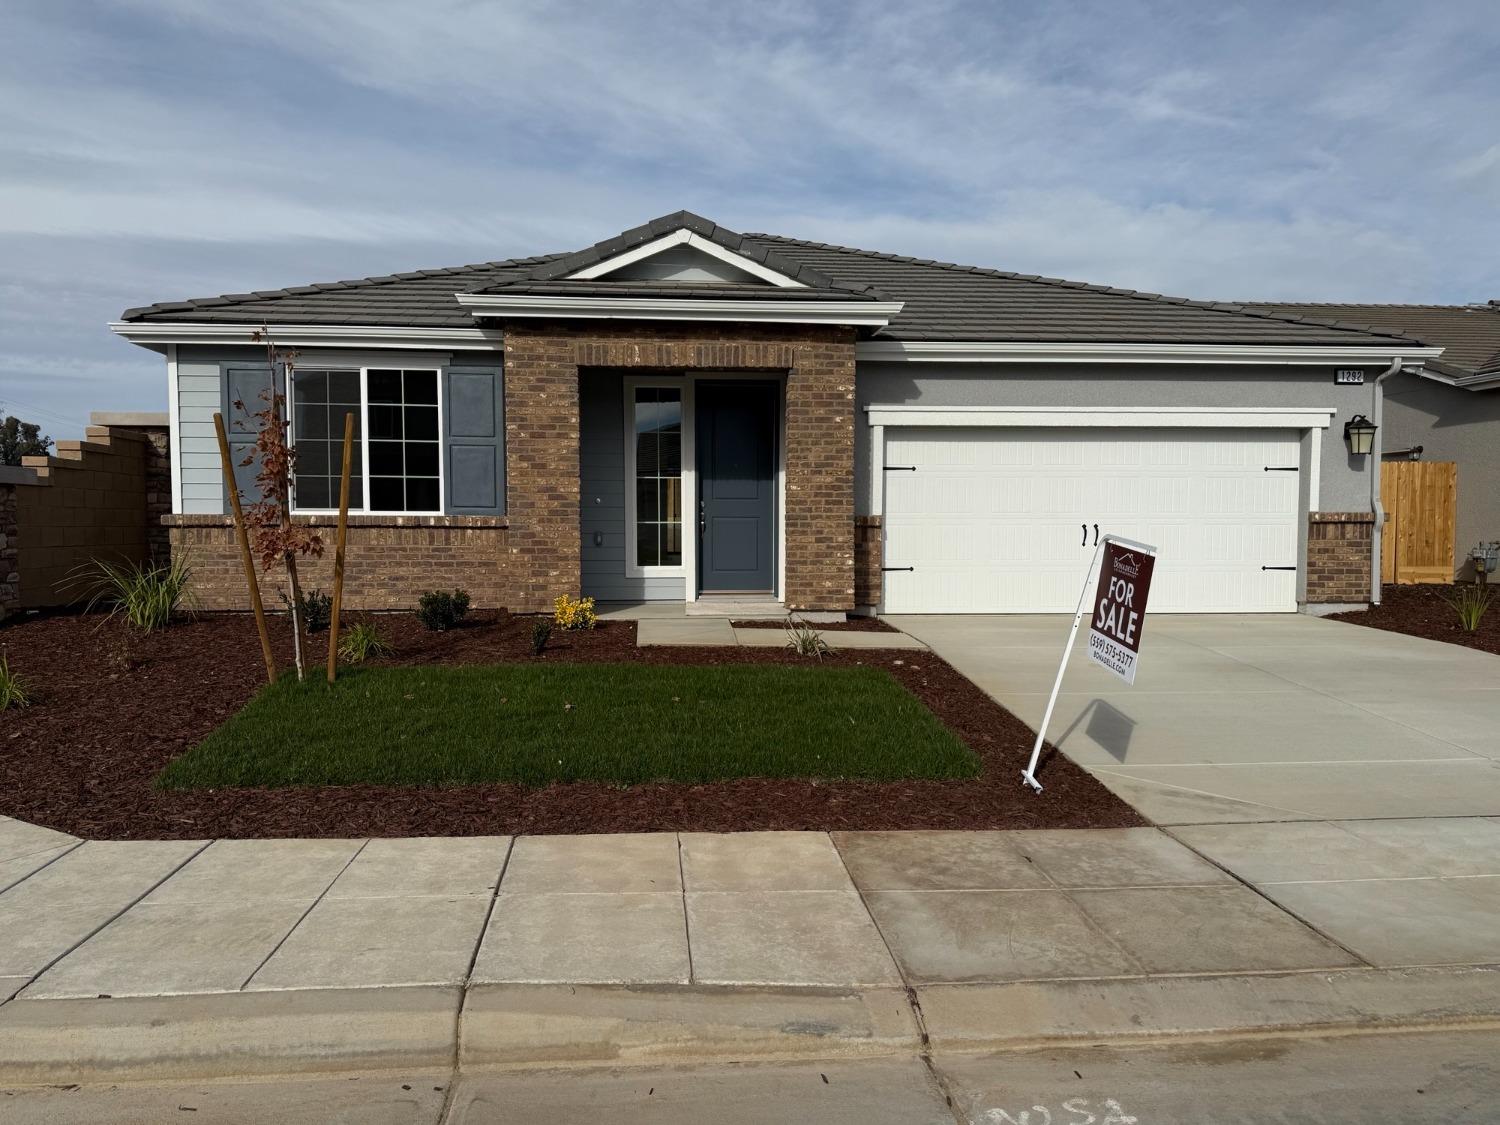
[882,427,1301,613]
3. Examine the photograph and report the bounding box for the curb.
[2,968,1498,1084]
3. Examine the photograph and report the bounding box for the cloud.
[1,0,1497,432]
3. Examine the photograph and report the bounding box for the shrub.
[784,616,831,659]
[72,555,195,632]
[337,622,393,664]
[1445,582,1493,632]
[280,588,332,633]
[531,619,553,655]
[417,589,471,631]
[553,594,597,630]
[0,653,29,710]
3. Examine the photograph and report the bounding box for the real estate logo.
[1087,541,1156,685]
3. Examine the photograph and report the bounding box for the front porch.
[503,320,859,613]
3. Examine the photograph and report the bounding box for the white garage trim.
[865,405,1337,429]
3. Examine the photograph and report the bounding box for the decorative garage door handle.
[1082,523,1087,546]
[1094,523,1100,546]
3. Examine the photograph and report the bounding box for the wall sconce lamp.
[1344,414,1377,456]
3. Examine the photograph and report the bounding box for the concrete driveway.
[889,613,1500,824]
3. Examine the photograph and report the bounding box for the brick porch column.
[501,327,581,611]
[785,336,856,611]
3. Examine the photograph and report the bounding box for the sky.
[2,0,1497,437]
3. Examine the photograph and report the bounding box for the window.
[631,386,682,568]
[290,367,441,513]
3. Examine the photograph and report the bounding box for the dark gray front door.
[697,381,777,593]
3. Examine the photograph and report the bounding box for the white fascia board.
[864,405,1339,429]
[567,229,806,287]
[1416,365,1500,390]
[454,293,902,327]
[110,322,503,351]
[856,339,1444,366]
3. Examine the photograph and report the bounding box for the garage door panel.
[882,427,1301,614]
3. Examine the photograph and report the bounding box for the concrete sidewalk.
[4,815,1500,1084]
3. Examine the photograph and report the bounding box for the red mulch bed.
[729,616,898,632]
[0,610,1142,840]
[1329,583,1500,656]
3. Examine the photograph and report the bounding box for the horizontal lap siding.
[177,363,226,513]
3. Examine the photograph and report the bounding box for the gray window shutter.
[443,366,504,515]
[224,365,275,508]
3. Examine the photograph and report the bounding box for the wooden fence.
[1380,460,1457,584]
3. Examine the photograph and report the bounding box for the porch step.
[686,598,844,624]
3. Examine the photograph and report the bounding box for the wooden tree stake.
[213,412,277,685]
[327,411,355,683]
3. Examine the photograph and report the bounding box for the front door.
[697,381,777,593]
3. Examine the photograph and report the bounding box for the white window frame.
[623,376,693,579]
[288,364,445,517]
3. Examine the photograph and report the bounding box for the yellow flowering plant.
[553,594,597,631]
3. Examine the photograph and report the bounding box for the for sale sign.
[1087,540,1157,685]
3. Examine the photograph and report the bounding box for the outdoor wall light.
[1344,414,1377,456]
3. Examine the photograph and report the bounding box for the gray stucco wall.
[172,345,501,515]
[1383,370,1500,574]
[579,368,686,602]
[853,362,1381,517]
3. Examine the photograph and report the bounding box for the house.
[1255,302,1500,580]
[111,211,1439,616]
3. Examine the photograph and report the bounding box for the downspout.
[1369,357,1403,606]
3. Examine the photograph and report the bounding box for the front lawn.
[157,662,980,789]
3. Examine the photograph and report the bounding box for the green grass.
[158,663,979,789]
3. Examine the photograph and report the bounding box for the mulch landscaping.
[729,616,898,632]
[0,610,1142,840]
[1329,583,1500,656]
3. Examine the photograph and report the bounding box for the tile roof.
[119,211,1419,348]
[1247,302,1500,379]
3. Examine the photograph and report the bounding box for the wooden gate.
[1381,461,1457,584]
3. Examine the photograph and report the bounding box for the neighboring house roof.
[1248,302,1500,382]
[119,210,1418,349]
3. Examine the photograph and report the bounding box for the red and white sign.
[1087,541,1156,685]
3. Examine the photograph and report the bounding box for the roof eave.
[856,339,1445,366]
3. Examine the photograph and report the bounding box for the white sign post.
[1021,534,1158,792]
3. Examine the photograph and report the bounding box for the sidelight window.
[630,385,683,570]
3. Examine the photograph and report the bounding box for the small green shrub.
[72,555,195,632]
[0,653,30,710]
[531,618,553,655]
[784,617,830,659]
[280,588,332,633]
[417,589,471,631]
[337,622,393,664]
[553,594,597,630]
[1445,582,1493,632]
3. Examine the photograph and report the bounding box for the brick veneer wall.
[1306,511,1375,604]
[854,516,882,608]
[165,515,511,611]
[503,321,857,612]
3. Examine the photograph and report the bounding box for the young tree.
[238,330,323,681]
[0,416,52,466]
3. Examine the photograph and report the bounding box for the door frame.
[622,372,786,603]
[866,405,1338,615]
